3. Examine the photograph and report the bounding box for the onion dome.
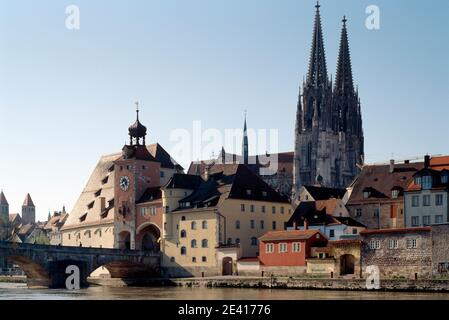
[128,102,147,145]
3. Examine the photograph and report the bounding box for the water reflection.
[1,283,449,300]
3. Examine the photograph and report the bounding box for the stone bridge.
[0,241,160,288]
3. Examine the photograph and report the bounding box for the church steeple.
[307,1,328,88]
[334,16,354,96]
[242,111,249,164]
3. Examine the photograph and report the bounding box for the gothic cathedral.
[293,2,364,197]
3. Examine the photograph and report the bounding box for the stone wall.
[260,266,306,276]
[361,231,432,279]
[431,224,449,277]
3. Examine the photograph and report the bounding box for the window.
[192,257,196,263]
[423,195,431,206]
[411,216,419,227]
[202,220,208,229]
[279,243,288,253]
[250,205,255,213]
[241,204,245,212]
[329,230,335,238]
[191,239,197,248]
[442,173,449,184]
[373,208,380,218]
[95,189,102,197]
[181,216,186,221]
[356,209,362,217]
[272,207,276,214]
[391,189,399,199]
[246,189,252,195]
[407,239,417,249]
[388,239,398,249]
[227,238,232,245]
[412,196,419,207]
[170,257,175,263]
[260,220,265,229]
[181,247,187,255]
[160,171,165,178]
[423,216,431,226]
[202,239,208,248]
[140,207,147,216]
[272,221,277,230]
[165,206,170,213]
[202,256,207,262]
[436,215,444,224]
[422,175,433,189]
[266,243,274,253]
[280,207,285,214]
[235,220,240,229]
[250,220,255,229]
[436,194,443,206]
[292,242,301,252]
[262,191,267,197]
[150,207,157,216]
[191,221,197,230]
[251,237,258,246]
[352,228,358,235]
[369,240,380,250]
[363,191,370,199]
[235,238,240,245]
[180,230,187,238]
[261,206,266,213]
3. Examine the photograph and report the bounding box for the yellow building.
[161,164,292,277]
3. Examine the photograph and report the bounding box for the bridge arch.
[6,256,50,288]
[136,223,161,252]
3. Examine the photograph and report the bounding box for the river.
[2,282,449,300]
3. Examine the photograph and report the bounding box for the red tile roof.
[259,229,325,242]
[430,156,449,170]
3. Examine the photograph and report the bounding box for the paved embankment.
[0,276,26,283]
[88,276,449,292]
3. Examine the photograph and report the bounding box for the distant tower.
[0,190,9,225]
[292,3,364,199]
[242,111,249,164]
[22,193,36,225]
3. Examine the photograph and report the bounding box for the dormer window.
[262,191,267,197]
[363,191,370,199]
[422,176,432,190]
[391,189,400,199]
[87,201,94,209]
[246,189,252,196]
[442,172,449,184]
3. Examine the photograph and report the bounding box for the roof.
[9,213,21,224]
[175,164,289,212]
[333,216,366,228]
[17,223,35,236]
[63,143,180,229]
[360,227,431,236]
[430,156,449,171]
[259,229,325,242]
[163,173,203,190]
[23,193,35,207]
[187,151,294,176]
[303,185,346,200]
[315,199,341,213]
[0,191,8,205]
[347,162,423,204]
[137,187,162,204]
[44,213,68,230]
[287,201,326,227]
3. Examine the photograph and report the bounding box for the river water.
[1,282,449,300]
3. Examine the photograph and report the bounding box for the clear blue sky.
[1,0,448,221]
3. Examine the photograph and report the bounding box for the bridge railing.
[0,241,161,257]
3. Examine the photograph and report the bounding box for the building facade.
[404,155,449,228]
[293,3,364,197]
[61,105,183,250]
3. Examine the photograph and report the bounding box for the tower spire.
[242,110,249,164]
[307,1,328,87]
[334,16,354,95]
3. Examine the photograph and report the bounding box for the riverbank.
[0,276,26,283]
[88,276,449,292]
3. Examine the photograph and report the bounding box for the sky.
[0,0,448,221]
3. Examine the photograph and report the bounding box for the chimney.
[303,218,309,231]
[404,160,410,164]
[100,197,106,213]
[204,166,210,181]
[389,159,395,174]
[424,155,430,168]
[293,220,298,230]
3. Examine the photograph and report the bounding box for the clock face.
[119,176,130,191]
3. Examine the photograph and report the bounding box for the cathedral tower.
[0,190,9,226]
[293,3,364,199]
